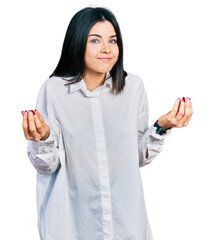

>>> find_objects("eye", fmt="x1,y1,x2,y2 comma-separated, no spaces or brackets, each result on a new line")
91,39,99,43
110,39,117,44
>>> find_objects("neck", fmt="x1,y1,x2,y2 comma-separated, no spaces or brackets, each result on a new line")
83,71,107,91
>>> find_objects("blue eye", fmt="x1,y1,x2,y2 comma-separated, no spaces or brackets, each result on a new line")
110,39,117,44
90,39,117,44
91,39,99,43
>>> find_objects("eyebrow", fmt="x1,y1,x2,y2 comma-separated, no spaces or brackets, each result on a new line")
88,34,117,38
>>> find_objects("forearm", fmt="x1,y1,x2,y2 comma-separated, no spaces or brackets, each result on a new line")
27,130,60,174
138,124,172,167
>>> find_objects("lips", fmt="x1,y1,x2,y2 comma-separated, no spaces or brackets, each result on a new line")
98,58,112,60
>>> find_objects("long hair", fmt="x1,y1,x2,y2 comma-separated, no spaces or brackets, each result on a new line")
49,7,127,94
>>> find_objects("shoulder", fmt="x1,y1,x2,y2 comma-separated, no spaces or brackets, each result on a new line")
40,76,67,89
125,72,147,93
38,76,70,96
36,76,70,103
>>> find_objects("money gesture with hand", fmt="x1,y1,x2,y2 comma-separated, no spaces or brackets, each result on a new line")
157,97,193,131
21,110,50,142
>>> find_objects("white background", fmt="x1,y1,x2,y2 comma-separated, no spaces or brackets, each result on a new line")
0,0,213,239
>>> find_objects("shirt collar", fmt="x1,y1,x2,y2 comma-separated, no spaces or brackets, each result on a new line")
69,72,112,93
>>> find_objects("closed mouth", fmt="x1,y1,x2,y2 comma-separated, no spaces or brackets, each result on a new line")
98,58,112,60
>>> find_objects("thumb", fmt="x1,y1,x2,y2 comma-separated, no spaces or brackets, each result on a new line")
169,98,181,118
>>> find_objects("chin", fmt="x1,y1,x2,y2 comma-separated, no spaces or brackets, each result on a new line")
97,67,113,74
86,65,114,75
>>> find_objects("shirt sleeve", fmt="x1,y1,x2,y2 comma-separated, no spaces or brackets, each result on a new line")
137,79,172,168
27,80,61,174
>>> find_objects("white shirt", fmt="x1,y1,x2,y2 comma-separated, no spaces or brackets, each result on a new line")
27,72,171,240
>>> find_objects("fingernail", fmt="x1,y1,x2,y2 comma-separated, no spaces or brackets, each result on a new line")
28,111,33,116
182,97,185,102
21,111,24,114
177,98,180,102
187,97,191,101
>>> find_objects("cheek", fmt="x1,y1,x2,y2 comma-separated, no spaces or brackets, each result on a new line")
114,46,119,57
114,48,119,62
85,49,99,65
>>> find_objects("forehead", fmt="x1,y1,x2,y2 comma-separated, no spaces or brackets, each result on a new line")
89,21,116,35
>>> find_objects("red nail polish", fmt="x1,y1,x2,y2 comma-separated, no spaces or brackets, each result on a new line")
182,97,185,102
29,110,35,115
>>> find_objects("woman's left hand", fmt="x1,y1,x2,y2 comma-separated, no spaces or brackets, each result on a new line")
157,97,193,131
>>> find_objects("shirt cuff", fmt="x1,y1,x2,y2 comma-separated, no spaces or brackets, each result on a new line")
149,125,172,140
29,130,57,154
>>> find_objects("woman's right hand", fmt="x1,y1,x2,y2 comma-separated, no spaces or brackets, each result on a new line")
21,110,50,142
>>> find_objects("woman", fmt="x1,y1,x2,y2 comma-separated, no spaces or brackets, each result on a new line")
21,6,193,240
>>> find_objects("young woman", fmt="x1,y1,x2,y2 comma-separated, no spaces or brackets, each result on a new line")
21,6,193,240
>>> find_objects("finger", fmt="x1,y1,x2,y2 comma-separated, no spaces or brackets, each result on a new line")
189,99,193,115
180,98,191,124
35,109,45,124
35,109,50,139
175,97,185,121
169,98,181,119
22,111,33,140
183,114,192,127
34,112,44,134
28,111,41,140
183,98,193,126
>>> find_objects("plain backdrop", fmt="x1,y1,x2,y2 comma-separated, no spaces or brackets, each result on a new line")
0,0,213,239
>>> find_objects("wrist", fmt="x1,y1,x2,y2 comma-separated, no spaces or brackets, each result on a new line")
40,130,50,141
153,120,166,136
157,118,171,131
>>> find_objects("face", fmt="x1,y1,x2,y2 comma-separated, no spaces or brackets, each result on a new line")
84,21,119,76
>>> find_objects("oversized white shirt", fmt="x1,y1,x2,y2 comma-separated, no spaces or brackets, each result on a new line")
27,72,171,240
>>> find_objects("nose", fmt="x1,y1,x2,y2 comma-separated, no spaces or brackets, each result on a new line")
100,41,111,53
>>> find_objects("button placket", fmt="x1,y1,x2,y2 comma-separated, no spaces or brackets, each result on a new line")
90,97,114,239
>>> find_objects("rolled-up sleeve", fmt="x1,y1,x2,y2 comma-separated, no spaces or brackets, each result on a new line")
27,80,61,174
137,79,172,168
